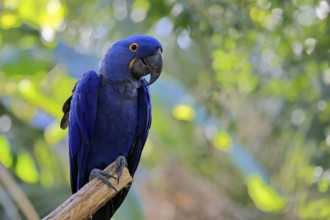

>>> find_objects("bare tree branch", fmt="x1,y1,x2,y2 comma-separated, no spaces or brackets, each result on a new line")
42,162,133,220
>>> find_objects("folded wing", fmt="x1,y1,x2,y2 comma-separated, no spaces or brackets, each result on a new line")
61,70,100,193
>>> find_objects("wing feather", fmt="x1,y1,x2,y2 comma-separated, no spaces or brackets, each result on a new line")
128,78,152,175
60,70,100,193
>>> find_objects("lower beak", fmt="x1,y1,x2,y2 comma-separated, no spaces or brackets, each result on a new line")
130,48,163,86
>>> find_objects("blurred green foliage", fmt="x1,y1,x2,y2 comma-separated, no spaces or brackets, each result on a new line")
1,0,330,219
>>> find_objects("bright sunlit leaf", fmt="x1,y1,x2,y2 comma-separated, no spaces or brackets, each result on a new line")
213,131,232,151
15,151,39,183
44,122,67,144
132,0,150,10
0,135,13,167
172,104,196,121
318,180,329,193
0,13,20,29
249,7,267,23
212,48,258,93
17,0,65,30
300,198,330,219
247,173,286,213
212,49,238,72
2,0,66,41
18,79,63,120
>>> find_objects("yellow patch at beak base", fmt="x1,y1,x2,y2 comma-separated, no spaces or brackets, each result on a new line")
129,58,136,69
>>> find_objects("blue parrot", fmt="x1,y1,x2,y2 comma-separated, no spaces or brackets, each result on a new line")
60,35,163,219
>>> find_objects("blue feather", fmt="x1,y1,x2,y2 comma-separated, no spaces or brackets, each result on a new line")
128,79,152,175
68,70,100,191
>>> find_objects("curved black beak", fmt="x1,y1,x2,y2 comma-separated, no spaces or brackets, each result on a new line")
130,48,163,86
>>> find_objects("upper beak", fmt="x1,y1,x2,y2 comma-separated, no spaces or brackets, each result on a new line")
130,48,163,86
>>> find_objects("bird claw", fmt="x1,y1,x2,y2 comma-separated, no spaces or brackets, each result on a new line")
116,155,128,184
89,168,118,193
88,156,128,192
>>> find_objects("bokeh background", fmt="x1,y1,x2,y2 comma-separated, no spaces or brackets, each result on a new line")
1,0,330,219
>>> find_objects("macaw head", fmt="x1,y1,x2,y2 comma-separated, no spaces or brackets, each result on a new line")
100,35,163,86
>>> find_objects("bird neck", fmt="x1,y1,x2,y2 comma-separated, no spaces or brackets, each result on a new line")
99,51,134,82
99,74,139,98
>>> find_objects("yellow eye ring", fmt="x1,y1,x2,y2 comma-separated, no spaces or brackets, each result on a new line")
129,43,138,52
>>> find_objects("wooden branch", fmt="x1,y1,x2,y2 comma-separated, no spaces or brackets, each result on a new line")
42,162,133,220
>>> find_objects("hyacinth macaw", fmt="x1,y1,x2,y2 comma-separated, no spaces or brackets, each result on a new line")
60,35,163,219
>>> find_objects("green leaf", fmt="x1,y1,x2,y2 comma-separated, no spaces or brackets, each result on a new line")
247,173,286,213
15,151,39,184
0,135,13,167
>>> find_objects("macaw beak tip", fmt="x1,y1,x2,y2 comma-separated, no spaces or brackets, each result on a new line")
131,48,163,86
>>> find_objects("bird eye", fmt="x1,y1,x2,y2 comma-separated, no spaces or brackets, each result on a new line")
129,43,138,52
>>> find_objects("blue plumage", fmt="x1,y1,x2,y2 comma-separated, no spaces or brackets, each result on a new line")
61,35,162,219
